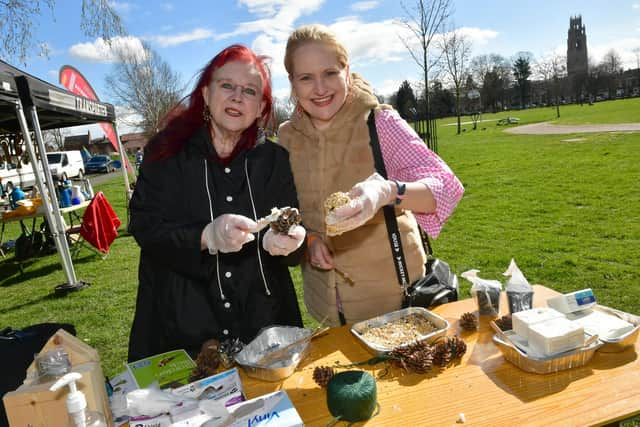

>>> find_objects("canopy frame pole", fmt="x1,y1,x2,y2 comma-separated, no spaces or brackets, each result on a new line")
14,76,88,292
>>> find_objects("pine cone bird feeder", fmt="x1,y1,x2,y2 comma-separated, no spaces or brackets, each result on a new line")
313,365,336,387
270,207,302,234
460,312,478,331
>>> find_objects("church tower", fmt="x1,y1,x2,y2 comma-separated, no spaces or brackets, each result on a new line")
567,16,588,99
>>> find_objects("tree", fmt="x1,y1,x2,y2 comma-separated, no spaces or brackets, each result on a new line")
395,80,418,120
0,0,125,65
438,27,471,134
601,49,622,75
105,43,183,136
470,53,511,112
536,53,567,118
397,0,452,128
512,52,533,108
43,129,64,151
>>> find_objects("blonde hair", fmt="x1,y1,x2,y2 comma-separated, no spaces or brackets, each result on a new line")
284,24,349,76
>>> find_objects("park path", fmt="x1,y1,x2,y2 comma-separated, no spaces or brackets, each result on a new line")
504,122,640,134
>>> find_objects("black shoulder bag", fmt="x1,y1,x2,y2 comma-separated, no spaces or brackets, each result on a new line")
367,110,458,308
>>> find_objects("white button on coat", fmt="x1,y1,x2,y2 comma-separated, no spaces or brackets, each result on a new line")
226,196,233,202
224,167,231,173
223,329,229,335
225,271,232,278
224,302,231,308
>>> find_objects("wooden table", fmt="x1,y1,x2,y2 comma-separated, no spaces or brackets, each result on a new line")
239,285,640,426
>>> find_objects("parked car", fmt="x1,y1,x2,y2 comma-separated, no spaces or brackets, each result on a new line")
46,150,84,181
85,155,118,174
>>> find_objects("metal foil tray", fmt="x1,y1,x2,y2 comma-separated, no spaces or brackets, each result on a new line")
493,330,603,374
234,326,312,382
592,304,640,353
351,307,449,355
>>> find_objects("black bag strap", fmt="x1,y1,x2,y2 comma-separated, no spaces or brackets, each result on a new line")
367,110,433,289
367,110,410,288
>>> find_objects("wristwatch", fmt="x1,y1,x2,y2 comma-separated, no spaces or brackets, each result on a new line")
392,180,406,205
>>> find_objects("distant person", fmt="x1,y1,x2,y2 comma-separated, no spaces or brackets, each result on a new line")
127,45,305,361
278,25,464,325
134,148,143,170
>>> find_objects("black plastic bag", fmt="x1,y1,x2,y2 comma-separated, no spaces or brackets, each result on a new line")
402,258,459,309
14,222,43,261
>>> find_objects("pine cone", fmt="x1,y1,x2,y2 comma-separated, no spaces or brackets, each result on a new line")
446,336,467,359
390,342,434,374
495,314,513,331
190,339,221,381
459,312,478,331
270,207,302,234
432,341,453,367
313,365,335,387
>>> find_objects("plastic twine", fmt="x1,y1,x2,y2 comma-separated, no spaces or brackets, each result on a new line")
326,370,379,425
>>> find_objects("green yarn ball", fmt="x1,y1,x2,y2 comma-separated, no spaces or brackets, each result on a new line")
326,370,377,422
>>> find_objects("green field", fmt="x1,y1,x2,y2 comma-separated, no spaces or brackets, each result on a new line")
1,98,639,383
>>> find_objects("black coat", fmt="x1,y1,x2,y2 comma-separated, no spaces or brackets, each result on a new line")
127,127,304,361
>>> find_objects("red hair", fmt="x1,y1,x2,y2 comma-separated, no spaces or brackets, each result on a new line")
147,44,273,161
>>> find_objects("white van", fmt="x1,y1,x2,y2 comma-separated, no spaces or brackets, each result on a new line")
46,150,84,181
0,161,36,195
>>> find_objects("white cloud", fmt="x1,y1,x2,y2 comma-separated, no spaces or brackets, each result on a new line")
455,27,500,46
632,3,640,9
218,0,324,39
375,79,405,97
252,33,288,77
109,1,134,14
351,1,379,12
48,69,58,79
161,2,174,12
150,28,213,47
589,37,640,69
69,36,146,63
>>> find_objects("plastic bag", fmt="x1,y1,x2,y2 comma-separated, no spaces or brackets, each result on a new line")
461,270,502,316
503,259,534,314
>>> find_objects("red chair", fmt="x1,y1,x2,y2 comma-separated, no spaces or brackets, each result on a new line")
68,192,120,258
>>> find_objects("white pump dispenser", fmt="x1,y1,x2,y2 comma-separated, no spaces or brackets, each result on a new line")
50,372,107,427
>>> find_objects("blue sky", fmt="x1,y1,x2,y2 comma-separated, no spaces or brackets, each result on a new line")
8,0,640,133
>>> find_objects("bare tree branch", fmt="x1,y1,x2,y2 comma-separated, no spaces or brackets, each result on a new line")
0,0,125,65
105,43,184,136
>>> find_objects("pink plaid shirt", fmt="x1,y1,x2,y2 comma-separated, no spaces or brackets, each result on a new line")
376,109,464,238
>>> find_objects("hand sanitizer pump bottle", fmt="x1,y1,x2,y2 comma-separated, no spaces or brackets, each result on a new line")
50,372,107,427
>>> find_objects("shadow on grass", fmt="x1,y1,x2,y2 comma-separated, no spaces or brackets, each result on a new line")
0,259,63,287
0,289,67,316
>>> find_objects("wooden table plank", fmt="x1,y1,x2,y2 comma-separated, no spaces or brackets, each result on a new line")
238,285,640,426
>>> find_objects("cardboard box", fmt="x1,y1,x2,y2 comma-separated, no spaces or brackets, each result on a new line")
2,329,112,426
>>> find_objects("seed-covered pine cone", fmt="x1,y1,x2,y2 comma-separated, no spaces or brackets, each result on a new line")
313,365,335,387
495,314,513,331
190,338,221,382
270,207,302,234
460,312,478,331
390,342,434,374
445,336,467,359
432,341,453,367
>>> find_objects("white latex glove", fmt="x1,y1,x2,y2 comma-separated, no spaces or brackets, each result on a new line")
262,225,306,256
326,173,395,236
202,214,257,254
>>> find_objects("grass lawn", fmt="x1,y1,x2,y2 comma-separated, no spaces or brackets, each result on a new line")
1,98,639,388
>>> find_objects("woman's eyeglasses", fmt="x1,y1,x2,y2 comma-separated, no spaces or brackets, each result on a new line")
216,80,261,100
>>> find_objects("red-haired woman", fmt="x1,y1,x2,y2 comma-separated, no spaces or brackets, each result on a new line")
127,45,305,361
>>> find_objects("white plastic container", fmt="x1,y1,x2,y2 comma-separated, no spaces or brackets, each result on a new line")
512,307,564,340
528,317,584,357
547,288,596,314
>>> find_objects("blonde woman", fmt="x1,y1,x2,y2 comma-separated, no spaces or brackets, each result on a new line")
278,25,464,326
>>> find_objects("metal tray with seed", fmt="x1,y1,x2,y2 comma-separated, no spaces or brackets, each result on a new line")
591,304,640,353
350,307,449,355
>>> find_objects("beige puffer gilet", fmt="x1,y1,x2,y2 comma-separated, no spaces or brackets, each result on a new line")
278,76,426,325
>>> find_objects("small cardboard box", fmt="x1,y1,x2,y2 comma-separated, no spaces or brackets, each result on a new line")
2,329,112,426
